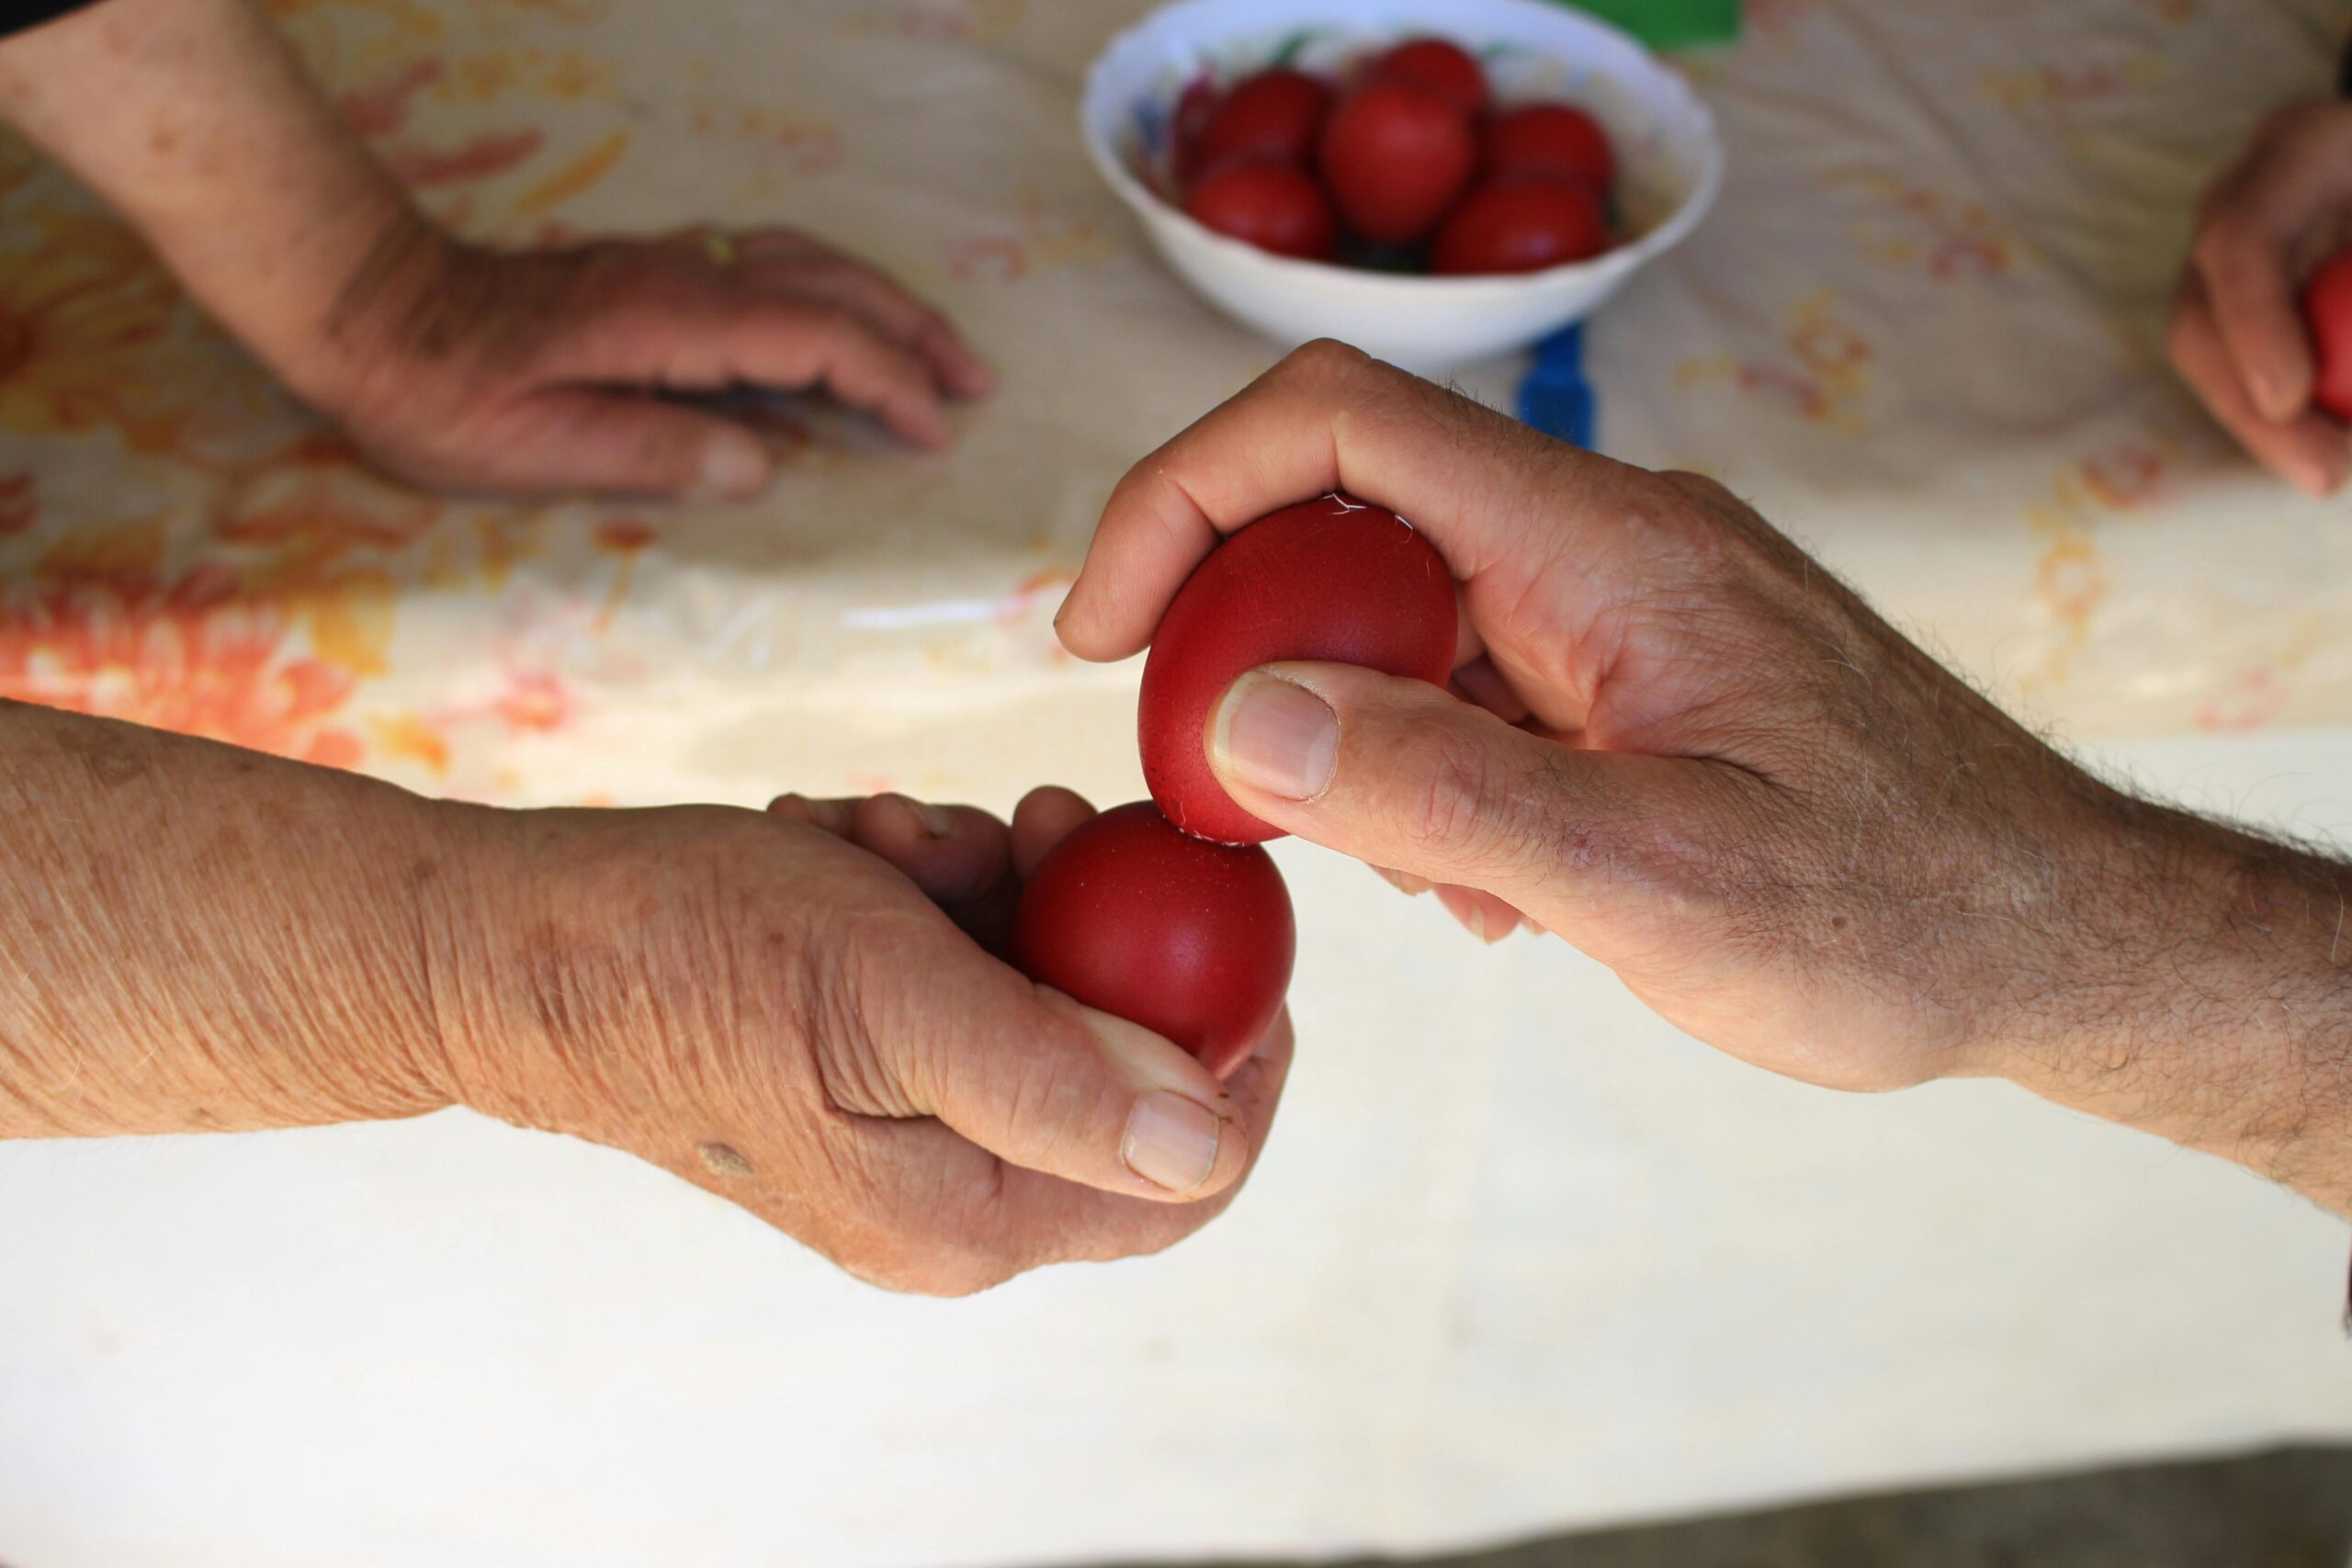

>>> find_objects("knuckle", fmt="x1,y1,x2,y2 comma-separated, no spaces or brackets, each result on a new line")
1278,337,1378,389
996,1045,1117,1167
1397,719,1513,868
1624,473,1749,575
797,299,862,340
1655,468,1734,510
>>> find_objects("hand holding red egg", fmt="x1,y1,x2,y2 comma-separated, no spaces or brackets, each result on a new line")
1138,493,1459,846
1010,492,1459,1081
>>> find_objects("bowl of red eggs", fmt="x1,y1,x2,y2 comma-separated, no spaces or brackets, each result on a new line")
1080,0,1722,374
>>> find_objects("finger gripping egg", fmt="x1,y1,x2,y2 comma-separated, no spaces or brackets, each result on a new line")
1011,802,1295,1080
1138,493,1458,846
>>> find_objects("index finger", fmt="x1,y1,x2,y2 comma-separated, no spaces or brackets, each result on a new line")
1055,341,1637,661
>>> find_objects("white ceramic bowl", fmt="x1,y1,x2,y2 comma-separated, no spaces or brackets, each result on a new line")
1080,0,1724,375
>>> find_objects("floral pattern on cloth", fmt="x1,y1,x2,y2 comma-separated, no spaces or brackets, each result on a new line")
0,0,2344,818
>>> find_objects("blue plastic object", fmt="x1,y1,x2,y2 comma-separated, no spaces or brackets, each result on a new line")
1517,321,1596,449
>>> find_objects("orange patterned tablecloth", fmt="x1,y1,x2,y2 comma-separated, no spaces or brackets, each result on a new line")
0,0,2346,812
3,4,2350,1566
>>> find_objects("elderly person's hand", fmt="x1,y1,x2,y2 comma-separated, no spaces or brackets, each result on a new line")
315,219,990,497
0,0,989,501
2169,96,2352,495
0,701,1286,1295
1059,344,2352,1217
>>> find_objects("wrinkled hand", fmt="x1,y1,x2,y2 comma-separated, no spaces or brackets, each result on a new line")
424,788,1289,1294
311,219,992,499
1057,344,2182,1097
2169,97,2352,495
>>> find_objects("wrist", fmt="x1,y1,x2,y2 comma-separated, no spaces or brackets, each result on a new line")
0,0,435,419
1995,796,2352,1213
412,802,804,1141
283,203,469,423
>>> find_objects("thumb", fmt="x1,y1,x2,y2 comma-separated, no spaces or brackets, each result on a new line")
885,976,1258,1203
1204,661,1659,927
498,389,775,501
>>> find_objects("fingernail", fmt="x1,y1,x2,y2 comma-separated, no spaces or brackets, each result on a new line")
695,431,771,501
1122,1090,1223,1193
884,792,956,840
1464,903,1487,942
1213,672,1339,801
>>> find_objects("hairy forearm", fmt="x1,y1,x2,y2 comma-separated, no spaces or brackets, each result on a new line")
0,0,418,408
2004,799,2352,1218
0,701,457,1138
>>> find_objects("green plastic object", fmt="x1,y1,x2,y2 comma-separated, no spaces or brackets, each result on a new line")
1551,0,1741,50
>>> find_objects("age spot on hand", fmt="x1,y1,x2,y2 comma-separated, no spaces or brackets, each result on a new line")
698,1141,754,1178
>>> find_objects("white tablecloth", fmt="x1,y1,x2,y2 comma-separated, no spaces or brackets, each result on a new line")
3,2,2350,1564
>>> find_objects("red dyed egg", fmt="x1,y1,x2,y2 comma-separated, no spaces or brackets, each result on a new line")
2304,251,2352,422
1185,159,1339,260
1317,79,1477,245
1367,38,1490,118
1485,103,1616,194
1432,175,1608,276
1138,493,1458,846
1011,802,1295,1080
1191,67,1334,174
